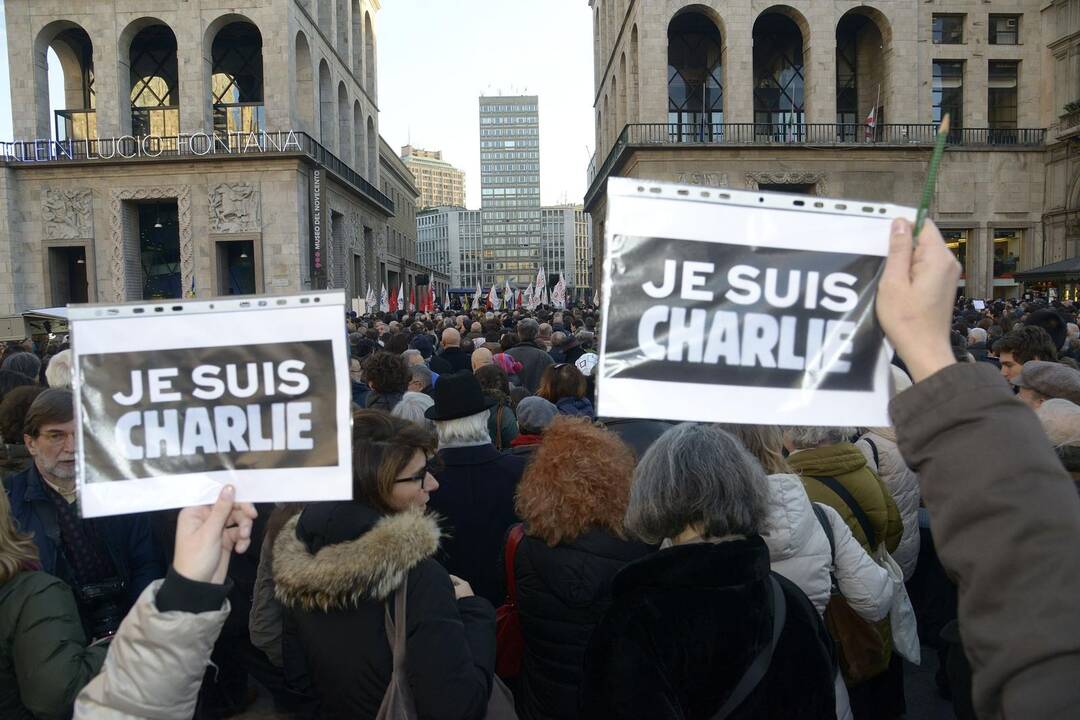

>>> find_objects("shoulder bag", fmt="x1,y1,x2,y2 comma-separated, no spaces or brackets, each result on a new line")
495,523,526,679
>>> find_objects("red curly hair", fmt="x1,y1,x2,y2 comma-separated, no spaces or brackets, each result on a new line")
515,416,635,546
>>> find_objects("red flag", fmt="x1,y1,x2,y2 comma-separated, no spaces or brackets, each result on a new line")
409,287,416,312
389,285,399,312
517,289,524,307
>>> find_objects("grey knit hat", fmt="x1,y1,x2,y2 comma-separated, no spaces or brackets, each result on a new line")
516,396,557,433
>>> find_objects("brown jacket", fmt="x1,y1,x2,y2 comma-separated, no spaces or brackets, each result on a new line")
891,362,1080,720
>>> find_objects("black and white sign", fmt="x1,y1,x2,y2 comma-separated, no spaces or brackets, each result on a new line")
597,178,913,426
71,292,351,517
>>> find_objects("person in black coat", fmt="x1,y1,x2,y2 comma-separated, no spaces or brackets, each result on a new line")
424,372,527,606
580,423,836,719
512,417,653,720
273,411,495,720
433,327,470,376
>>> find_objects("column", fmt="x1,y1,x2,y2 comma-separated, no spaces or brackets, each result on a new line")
804,19,837,125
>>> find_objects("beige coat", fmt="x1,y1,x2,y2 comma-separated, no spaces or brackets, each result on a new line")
73,580,229,719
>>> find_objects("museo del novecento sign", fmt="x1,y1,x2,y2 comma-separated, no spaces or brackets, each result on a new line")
0,131,307,163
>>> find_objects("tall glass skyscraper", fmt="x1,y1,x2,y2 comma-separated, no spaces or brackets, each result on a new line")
479,95,541,289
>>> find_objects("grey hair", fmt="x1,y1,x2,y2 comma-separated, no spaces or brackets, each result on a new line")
435,409,491,448
967,327,987,345
402,349,424,366
785,426,857,450
1036,398,1080,447
550,331,567,348
409,364,433,389
517,318,539,341
626,423,769,544
392,392,435,432
44,349,73,389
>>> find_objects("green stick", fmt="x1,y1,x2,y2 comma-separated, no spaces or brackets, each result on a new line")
913,114,950,240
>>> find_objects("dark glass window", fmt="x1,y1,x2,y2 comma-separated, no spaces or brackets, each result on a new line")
753,13,805,131
129,25,179,138
836,27,857,126
667,11,723,140
932,61,964,126
932,15,964,44
988,61,1019,131
212,23,265,136
138,202,181,300
989,15,1020,45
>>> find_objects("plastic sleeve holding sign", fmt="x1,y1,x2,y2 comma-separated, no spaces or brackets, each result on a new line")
596,178,915,428
71,292,353,518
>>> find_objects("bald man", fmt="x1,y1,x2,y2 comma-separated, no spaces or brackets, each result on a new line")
431,327,468,375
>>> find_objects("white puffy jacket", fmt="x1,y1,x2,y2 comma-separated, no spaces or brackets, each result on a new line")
856,432,922,580
763,474,897,720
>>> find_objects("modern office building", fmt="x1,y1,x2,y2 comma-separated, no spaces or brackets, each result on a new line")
400,145,466,209
586,0,1079,300
479,94,541,288
541,204,593,300
416,206,483,290
0,0,441,315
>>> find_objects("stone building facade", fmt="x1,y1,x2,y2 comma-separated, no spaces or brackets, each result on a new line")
400,145,467,209
586,0,1071,300
0,0,440,315
1044,0,1080,269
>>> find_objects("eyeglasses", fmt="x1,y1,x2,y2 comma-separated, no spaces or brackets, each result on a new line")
394,457,442,487
37,430,75,445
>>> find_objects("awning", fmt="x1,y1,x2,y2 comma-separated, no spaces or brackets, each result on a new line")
1012,257,1080,282
22,307,70,336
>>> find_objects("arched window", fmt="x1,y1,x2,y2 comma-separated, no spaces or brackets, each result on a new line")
364,13,376,92
753,11,805,138
211,22,264,135
338,82,352,162
629,25,639,122
618,53,628,128
351,0,362,77
295,32,315,135
319,61,335,149
366,115,377,181
38,24,95,141
668,10,723,141
129,24,179,138
836,10,888,142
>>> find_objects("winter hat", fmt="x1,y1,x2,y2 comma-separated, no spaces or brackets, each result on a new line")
516,396,557,434
1026,309,1068,350
409,334,435,359
492,353,523,376
425,371,497,421
1011,360,1080,404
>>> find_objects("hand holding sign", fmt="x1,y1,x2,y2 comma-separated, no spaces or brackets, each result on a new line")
876,218,961,383
173,485,258,584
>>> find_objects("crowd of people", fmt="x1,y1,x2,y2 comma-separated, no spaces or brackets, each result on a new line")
1,218,1079,720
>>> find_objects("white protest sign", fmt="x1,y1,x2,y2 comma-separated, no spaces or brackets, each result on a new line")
597,178,914,427
71,291,352,517
973,300,986,310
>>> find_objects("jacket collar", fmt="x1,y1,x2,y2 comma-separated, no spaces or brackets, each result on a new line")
613,535,770,598
438,443,502,465
273,506,441,609
21,464,49,503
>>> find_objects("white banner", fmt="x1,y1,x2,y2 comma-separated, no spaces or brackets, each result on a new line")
71,291,352,517
597,178,914,427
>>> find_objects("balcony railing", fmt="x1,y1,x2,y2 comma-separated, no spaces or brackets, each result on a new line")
213,103,266,136
586,122,1048,202
0,130,394,215
55,109,97,142
132,107,180,139
1059,110,1080,140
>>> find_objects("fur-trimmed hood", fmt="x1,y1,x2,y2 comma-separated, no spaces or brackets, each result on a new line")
272,505,441,610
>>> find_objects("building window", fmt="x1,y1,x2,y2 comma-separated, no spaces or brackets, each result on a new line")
988,61,1018,132
932,61,963,127
753,13,805,136
138,201,181,299
989,15,1020,45
944,230,968,279
932,15,963,44
993,229,1021,286
212,22,265,137
129,25,180,138
667,10,723,141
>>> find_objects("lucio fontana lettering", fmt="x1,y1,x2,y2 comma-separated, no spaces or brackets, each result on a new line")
0,131,305,162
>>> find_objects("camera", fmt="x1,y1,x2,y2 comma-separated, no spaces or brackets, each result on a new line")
74,578,127,641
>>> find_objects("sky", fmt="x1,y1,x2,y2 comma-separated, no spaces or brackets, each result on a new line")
0,0,597,208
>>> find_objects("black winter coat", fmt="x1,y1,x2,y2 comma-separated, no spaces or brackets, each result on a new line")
436,347,470,374
515,529,654,720
580,536,836,720
273,501,496,720
428,445,527,606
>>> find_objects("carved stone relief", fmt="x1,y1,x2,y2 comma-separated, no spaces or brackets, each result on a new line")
43,188,93,239
745,172,828,196
109,186,193,303
675,172,729,188
209,182,261,233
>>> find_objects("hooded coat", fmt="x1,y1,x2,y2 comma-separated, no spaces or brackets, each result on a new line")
579,537,836,719
273,502,496,720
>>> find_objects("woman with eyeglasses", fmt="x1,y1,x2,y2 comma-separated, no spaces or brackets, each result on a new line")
537,363,594,418
273,410,497,719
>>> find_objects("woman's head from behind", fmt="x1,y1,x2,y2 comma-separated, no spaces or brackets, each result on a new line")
352,410,438,513
537,363,586,403
626,423,768,544
714,424,791,475
0,486,38,583
516,416,635,546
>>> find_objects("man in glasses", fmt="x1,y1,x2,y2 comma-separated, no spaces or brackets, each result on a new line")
5,389,162,640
